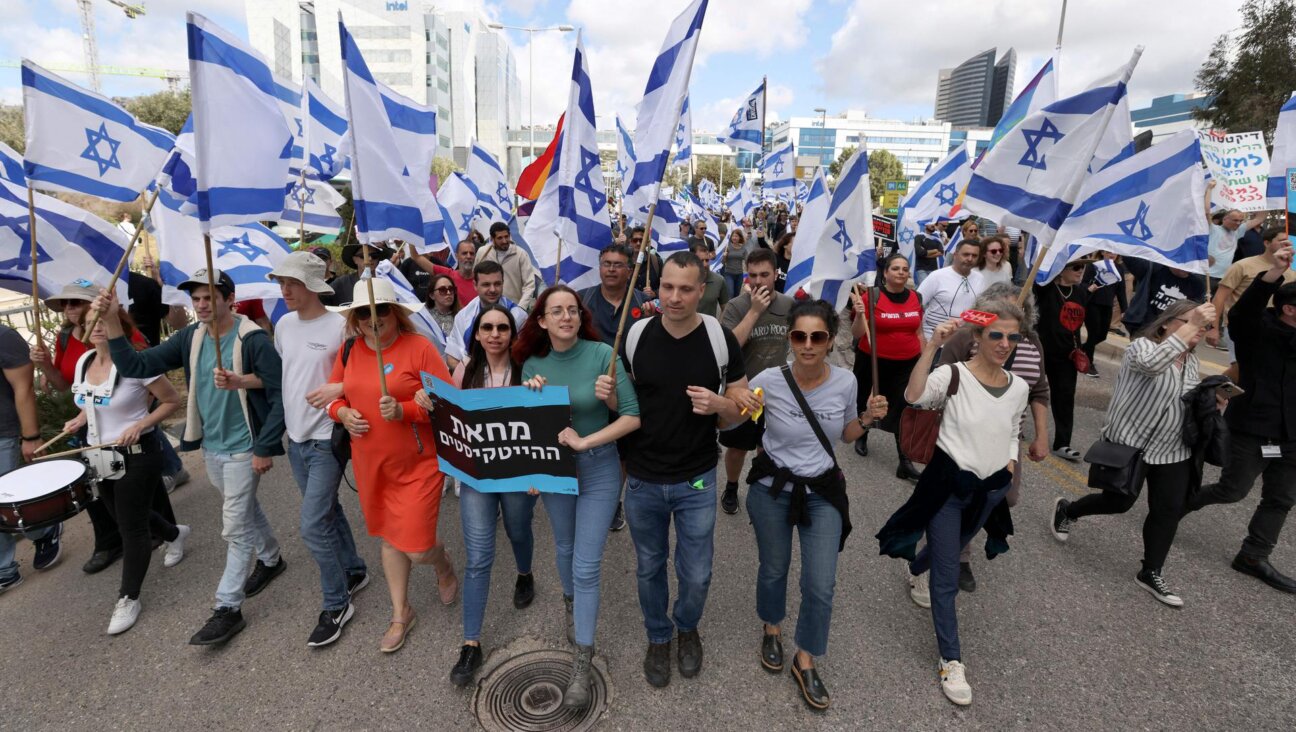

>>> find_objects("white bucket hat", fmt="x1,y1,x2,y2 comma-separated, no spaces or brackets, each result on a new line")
268,250,334,294
326,277,422,314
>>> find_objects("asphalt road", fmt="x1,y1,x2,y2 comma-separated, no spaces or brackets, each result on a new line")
2,338,1292,731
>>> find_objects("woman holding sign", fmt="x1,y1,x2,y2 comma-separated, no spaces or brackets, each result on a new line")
515,285,641,710
325,279,457,654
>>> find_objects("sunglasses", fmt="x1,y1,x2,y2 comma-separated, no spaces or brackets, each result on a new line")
987,331,1023,342
986,248,1003,254
478,322,512,333
433,286,455,295
789,330,830,345
1067,263,1086,271
356,304,392,321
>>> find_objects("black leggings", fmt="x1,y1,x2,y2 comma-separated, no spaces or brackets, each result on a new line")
98,448,179,599
1083,304,1114,361
1043,355,1078,449
89,469,177,552
1064,459,1192,572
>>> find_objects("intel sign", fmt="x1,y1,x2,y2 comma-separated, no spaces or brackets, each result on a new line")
385,1,408,10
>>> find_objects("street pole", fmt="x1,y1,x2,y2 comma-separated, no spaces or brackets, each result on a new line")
528,28,534,168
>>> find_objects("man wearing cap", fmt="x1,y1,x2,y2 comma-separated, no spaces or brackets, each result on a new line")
324,242,394,308
92,267,287,647
444,260,529,371
475,222,538,311
269,252,369,647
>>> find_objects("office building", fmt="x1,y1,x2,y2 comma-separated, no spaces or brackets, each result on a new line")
766,111,952,183
1131,93,1210,143
934,47,1016,128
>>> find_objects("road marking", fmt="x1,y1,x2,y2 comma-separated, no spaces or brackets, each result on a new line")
1031,456,1089,497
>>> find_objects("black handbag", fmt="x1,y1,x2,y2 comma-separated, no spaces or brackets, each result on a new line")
329,338,358,468
1083,438,1147,497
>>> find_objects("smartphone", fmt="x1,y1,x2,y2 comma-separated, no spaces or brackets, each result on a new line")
1216,383,1246,400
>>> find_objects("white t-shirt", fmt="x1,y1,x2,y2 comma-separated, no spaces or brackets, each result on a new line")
916,267,984,338
445,296,529,363
916,362,1029,479
72,355,160,445
274,310,346,442
1208,224,1239,279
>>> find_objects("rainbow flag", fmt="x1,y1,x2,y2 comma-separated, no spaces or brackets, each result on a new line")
516,113,565,200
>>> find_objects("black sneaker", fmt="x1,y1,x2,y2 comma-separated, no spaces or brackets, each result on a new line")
677,629,703,678
958,562,977,592
347,572,370,598
189,607,247,645
721,483,739,515
1085,364,1100,379
81,546,121,574
1136,568,1184,608
1050,497,1075,542
609,502,627,532
307,603,355,648
450,643,483,687
32,523,64,571
0,573,21,593
513,573,535,609
643,640,671,688
243,558,287,598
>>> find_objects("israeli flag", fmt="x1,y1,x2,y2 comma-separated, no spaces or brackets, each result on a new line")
22,60,174,203
795,179,809,205
783,168,830,295
622,0,709,219
436,172,483,250
302,77,348,180
963,48,1142,248
697,178,720,210
615,114,636,198
896,142,972,264
525,34,613,288
672,94,693,166
373,260,446,353
282,178,345,234
273,76,305,173
340,16,439,249
804,149,875,310
725,177,756,221
717,80,765,153
679,187,719,245
0,179,130,301
0,142,26,185
1092,257,1123,287
1034,130,1208,284
761,140,796,197
1265,92,1296,209
154,115,197,213
466,141,514,238
651,197,690,253
187,13,294,231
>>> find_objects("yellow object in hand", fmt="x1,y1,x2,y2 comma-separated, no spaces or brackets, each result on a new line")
749,387,764,422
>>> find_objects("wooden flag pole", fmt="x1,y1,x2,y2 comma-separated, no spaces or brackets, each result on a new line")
201,233,224,369
554,235,563,284
607,202,657,377
867,283,881,427
1016,239,1049,307
359,244,389,397
26,184,42,345
82,187,162,342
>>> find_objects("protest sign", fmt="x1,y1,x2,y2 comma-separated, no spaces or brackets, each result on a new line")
1199,130,1270,212
421,373,578,495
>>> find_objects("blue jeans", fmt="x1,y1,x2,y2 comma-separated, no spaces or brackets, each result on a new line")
460,484,536,642
747,484,841,657
623,468,717,644
542,443,622,646
204,449,281,610
287,439,366,611
725,273,744,298
910,482,1011,661
0,437,57,583
914,269,932,287
160,432,183,476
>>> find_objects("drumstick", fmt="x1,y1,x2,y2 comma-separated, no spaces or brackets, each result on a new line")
32,443,118,461
32,427,75,456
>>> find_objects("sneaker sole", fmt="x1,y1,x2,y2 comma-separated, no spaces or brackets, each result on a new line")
189,618,247,646
348,573,371,597
308,604,355,648
0,576,23,594
790,664,830,711
1135,577,1184,608
1050,497,1071,543
107,612,140,636
942,686,973,706
909,589,931,609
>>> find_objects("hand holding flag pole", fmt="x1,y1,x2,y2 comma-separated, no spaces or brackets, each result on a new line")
81,186,162,342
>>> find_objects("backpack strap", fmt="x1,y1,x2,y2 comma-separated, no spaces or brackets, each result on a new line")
700,314,729,395
624,318,651,381
341,337,357,367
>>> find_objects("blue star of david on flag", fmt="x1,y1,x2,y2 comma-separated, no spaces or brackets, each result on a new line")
294,117,304,138
291,181,317,207
936,182,958,207
1019,118,1064,170
216,232,269,261
318,143,337,171
0,212,54,270
831,218,852,250
81,122,123,177
773,158,785,176
574,148,607,212
1117,200,1154,242
460,210,475,232
496,182,510,207
898,228,914,246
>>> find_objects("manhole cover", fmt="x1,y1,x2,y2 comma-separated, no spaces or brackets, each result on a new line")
473,649,609,732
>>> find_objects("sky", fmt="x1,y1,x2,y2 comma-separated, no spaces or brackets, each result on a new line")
0,0,1246,132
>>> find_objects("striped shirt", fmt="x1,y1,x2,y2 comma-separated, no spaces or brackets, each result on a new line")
1102,335,1200,465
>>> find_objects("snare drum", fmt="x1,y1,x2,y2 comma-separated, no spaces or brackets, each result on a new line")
0,459,95,533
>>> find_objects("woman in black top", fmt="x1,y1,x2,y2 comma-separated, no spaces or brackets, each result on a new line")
1081,252,1129,378
1033,260,1091,461
772,233,795,293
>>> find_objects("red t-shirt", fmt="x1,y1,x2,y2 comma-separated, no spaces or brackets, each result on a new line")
54,329,148,386
234,299,268,321
856,288,923,360
433,264,477,308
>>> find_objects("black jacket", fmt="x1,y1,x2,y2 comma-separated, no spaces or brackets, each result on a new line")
1182,375,1231,468
1226,275,1296,443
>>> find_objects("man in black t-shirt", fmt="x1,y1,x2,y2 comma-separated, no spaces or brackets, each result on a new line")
913,223,944,285
622,251,757,689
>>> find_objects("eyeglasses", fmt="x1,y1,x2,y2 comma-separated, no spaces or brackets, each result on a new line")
545,307,581,320
433,286,455,294
789,330,830,345
987,331,1023,342
600,261,628,270
478,322,512,333
986,248,1003,254
356,304,392,321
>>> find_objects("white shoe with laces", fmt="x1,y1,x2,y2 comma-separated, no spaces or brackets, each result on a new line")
907,565,931,609
107,596,141,635
164,525,191,568
939,658,972,706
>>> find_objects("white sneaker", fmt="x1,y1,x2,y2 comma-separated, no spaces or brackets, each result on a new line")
939,658,972,706
906,565,931,609
107,596,141,635
164,525,191,568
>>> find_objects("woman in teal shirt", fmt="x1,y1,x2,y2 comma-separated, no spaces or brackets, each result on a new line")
516,284,641,710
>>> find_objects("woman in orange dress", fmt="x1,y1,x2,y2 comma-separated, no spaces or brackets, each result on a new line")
326,278,458,653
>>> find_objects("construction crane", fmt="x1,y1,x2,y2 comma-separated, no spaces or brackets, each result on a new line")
0,61,186,93
77,0,147,92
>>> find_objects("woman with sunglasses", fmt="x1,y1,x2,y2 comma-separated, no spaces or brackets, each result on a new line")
849,254,925,480
1034,259,1092,462
326,279,458,653
414,303,538,687
879,301,1029,706
426,273,460,342
1050,299,1216,608
515,285,641,710
746,300,886,710
976,236,1013,288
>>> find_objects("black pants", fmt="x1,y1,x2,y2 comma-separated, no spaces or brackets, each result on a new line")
97,448,179,599
1187,432,1296,560
1065,459,1192,572
1082,304,1113,362
88,464,177,552
1043,355,1078,450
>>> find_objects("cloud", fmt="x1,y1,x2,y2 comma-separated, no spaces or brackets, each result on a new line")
694,82,795,132
817,0,1245,119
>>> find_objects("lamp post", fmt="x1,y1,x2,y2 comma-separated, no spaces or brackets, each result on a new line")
487,22,576,170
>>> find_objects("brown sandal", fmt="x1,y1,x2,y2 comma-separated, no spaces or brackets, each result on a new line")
380,611,417,653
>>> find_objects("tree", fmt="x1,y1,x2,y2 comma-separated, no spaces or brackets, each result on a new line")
693,156,742,194
1194,0,1296,141
431,156,461,182
0,106,24,153
866,149,905,205
828,145,856,179
119,89,191,136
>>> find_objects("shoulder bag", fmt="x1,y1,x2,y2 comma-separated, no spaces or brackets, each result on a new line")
329,338,357,467
899,364,960,465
